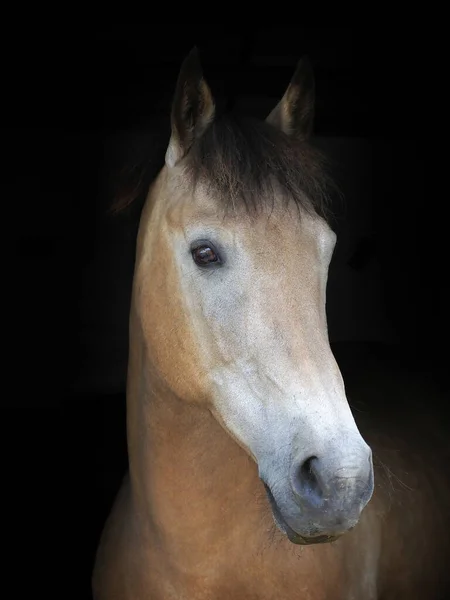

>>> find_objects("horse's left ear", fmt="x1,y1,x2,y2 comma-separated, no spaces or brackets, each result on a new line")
266,57,315,140
165,47,216,168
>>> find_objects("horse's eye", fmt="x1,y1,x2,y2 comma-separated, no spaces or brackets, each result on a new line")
191,243,221,266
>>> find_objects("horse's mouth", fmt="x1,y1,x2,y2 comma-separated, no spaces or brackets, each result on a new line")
263,483,339,545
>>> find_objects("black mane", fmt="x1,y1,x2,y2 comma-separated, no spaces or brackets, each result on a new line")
111,113,336,221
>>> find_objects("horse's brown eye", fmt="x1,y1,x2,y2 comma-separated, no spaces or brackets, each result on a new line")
191,244,220,266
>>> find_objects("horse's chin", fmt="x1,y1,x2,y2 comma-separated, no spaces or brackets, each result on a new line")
264,483,341,546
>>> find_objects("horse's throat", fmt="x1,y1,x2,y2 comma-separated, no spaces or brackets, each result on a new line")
126,372,264,561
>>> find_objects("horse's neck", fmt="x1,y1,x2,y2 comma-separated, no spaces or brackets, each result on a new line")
125,336,262,568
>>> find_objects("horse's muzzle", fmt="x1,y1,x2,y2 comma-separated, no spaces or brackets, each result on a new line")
263,448,374,544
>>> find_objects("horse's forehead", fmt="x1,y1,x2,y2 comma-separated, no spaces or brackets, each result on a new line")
164,186,222,229
161,180,330,243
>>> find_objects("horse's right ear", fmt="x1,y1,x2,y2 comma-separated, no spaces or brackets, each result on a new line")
165,47,216,168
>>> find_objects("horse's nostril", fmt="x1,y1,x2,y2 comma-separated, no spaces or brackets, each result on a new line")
292,456,324,508
300,456,317,485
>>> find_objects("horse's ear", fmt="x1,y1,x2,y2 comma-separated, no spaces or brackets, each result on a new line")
266,57,315,140
165,47,215,168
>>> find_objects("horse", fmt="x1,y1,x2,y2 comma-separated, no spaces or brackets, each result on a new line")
92,48,450,599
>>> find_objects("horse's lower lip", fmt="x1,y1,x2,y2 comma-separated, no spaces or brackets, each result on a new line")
263,483,340,545
287,531,339,545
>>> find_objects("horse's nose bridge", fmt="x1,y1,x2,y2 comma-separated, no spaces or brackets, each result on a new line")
288,388,370,469
282,325,345,388
289,368,353,429
258,277,324,344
